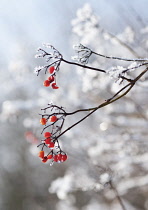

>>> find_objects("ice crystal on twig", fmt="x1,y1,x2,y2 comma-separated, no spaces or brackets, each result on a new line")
72,43,92,64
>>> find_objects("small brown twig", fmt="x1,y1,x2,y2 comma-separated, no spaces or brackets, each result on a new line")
109,180,127,210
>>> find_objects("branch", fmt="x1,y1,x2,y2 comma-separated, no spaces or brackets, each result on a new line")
61,58,106,73
92,51,148,62
109,180,127,210
56,67,148,139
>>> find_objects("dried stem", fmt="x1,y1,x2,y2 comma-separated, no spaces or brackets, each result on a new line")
61,58,106,73
109,180,126,210
56,67,148,139
92,51,148,62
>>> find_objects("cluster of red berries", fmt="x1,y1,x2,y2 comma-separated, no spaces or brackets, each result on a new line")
38,131,68,164
40,115,58,125
38,115,68,164
43,66,59,89
38,149,68,163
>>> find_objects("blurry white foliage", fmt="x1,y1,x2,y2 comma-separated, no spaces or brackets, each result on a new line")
48,172,74,200
117,26,135,44
127,61,137,71
100,122,108,131
100,173,110,185
140,26,148,34
118,174,148,194
29,145,39,156
23,118,34,128
82,199,108,210
0,100,45,121
107,65,125,80
71,3,99,39
56,200,78,210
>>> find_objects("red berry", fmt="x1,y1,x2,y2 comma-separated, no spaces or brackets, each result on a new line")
42,156,48,163
48,142,55,149
61,154,68,162
48,66,55,74
43,80,50,87
48,76,55,83
49,115,58,122
45,138,51,144
47,154,53,159
40,118,47,125
57,154,62,161
51,83,59,89
53,155,58,162
38,151,44,158
44,132,51,138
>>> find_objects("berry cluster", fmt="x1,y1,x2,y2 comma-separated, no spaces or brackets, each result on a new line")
38,149,67,163
43,66,59,89
35,45,67,165
37,104,68,165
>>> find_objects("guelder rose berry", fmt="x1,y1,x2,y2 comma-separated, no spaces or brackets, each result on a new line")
57,154,62,161
48,142,55,149
43,80,50,87
48,76,55,83
40,118,47,125
48,66,55,74
44,132,51,138
45,138,51,144
42,156,48,163
51,83,59,89
49,115,58,122
61,154,68,162
53,155,59,162
47,154,53,159
38,151,44,158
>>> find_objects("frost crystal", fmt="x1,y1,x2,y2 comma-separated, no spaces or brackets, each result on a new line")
34,66,44,74
35,53,44,58
71,55,79,61
72,43,92,64
107,66,125,79
42,43,52,48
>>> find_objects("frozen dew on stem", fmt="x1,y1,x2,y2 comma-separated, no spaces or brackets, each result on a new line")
42,43,52,48
72,43,92,64
34,66,44,74
107,66,125,80
34,53,44,59
71,55,80,62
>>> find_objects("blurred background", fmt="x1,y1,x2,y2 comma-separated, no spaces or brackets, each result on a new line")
0,0,148,209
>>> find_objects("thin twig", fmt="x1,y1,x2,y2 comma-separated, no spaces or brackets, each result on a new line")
56,68,148,139
109,180,126,210
61,58,106,73
92,51,148,62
